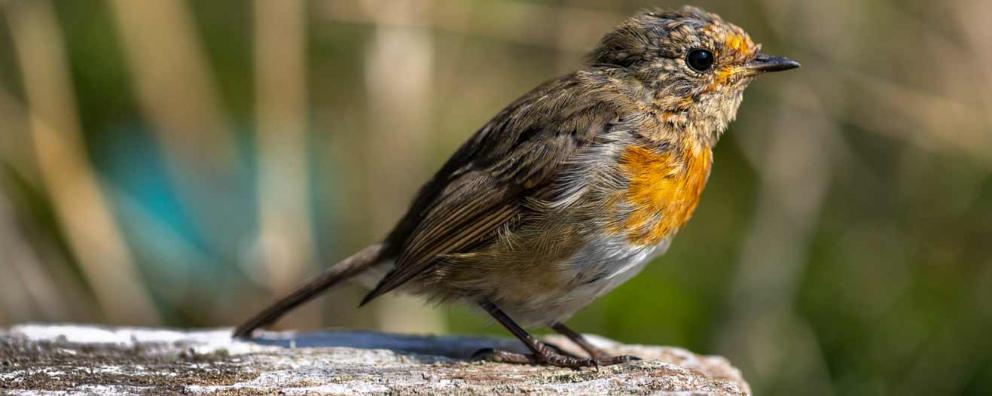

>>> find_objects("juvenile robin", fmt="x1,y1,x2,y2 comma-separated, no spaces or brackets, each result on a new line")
234,6,798,368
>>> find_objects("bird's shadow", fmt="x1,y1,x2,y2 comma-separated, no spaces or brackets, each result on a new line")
237,330,529,364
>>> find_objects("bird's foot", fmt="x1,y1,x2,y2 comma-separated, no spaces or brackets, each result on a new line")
471,347,596,369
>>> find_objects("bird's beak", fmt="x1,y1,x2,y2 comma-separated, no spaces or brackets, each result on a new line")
745,53,800,73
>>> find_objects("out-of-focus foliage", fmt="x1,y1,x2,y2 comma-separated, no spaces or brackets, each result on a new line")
1,1,989,394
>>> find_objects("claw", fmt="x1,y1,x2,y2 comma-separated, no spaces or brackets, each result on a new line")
471,348,496,361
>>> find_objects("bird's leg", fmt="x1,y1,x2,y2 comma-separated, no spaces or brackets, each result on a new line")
472,300,596,369
550,322,641,365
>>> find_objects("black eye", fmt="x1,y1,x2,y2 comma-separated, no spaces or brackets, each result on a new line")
685,49,715,72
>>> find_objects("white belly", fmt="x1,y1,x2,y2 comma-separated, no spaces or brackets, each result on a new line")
502,235,673,326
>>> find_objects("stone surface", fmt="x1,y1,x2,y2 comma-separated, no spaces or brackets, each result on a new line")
0,324,749,395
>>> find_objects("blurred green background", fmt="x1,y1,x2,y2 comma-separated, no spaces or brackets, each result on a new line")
1,0,990,394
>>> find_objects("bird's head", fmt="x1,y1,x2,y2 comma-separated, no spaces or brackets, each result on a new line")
590,6,799,144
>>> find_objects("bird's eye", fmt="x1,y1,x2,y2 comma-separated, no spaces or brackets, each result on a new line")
685,49,715,72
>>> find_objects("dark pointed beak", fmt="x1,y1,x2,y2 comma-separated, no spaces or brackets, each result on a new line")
746,53,800,73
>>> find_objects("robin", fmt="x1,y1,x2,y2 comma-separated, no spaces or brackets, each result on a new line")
234,6,799,368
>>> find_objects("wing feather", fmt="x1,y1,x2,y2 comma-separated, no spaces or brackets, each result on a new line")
361,72,624,304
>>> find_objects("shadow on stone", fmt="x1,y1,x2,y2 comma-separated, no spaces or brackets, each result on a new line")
243,329,529,361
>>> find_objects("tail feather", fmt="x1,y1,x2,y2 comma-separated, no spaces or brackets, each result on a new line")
233,243,386,338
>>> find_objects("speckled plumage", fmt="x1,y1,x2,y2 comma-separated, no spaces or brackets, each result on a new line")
236,6,798,368
367,6,774,325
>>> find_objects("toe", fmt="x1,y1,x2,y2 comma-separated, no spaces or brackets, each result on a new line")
597,354,642,365
472,348,538,365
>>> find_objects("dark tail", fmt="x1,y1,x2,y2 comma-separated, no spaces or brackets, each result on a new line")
233,243,386,338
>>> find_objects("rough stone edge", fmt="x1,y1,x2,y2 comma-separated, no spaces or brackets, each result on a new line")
0,324,750,395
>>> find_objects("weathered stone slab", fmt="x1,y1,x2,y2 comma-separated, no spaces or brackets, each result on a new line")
0,324,749,395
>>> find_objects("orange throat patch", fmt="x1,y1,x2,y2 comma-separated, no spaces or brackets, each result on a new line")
615,143,712,245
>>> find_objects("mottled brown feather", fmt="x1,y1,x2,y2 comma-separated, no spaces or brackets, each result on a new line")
362,74,625,304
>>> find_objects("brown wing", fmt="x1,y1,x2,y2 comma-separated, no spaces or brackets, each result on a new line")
360,72,624,305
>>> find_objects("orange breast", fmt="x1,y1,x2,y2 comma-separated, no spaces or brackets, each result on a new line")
615,143,712,245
